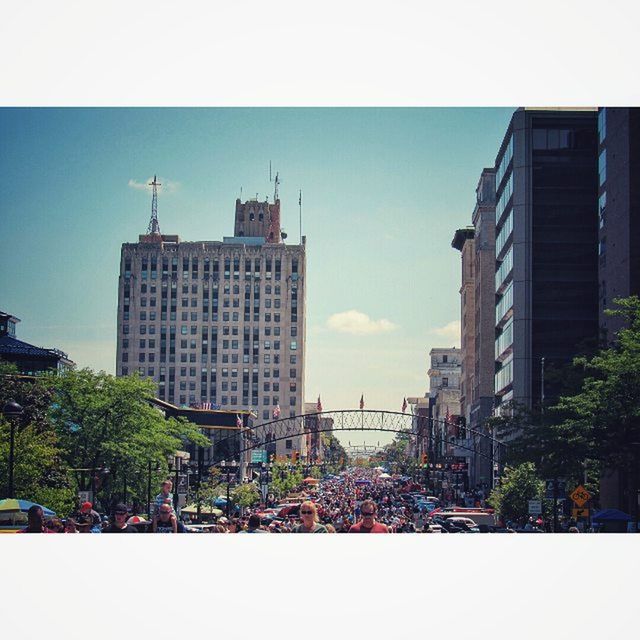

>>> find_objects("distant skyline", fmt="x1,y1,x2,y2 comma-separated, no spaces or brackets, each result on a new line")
0,107,514,445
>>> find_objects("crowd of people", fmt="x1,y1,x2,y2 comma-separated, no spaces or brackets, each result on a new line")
14,468,587,534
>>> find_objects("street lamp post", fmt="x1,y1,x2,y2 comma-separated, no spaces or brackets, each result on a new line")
173,455,182,511
2,401,24,497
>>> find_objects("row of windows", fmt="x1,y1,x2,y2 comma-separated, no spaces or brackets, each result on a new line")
599,191,607,229
496,135,514,189
495,209,513,257
598,108,606,145
124,352,299,365
495,281,513,326
532,128,576,151
127,255,296,271
598,149,607,187
495,173,513,223
132,281,296,298
123,310,293,324
495,246,513,294
495,317,514,360
495,355,513,393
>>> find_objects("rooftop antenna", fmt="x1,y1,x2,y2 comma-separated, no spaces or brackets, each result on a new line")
299,189,302,243
147,175,161,235
273,171,280,202
269,161,272,183
240,186,243,200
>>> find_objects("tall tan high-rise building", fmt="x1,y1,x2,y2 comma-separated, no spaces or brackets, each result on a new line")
116,187,307,458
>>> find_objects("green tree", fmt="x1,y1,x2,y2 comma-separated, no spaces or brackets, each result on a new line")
487,462,544,523
188,467,226,514
269,461,304,498
46,368,209,509
231,482,260,509
0,360,75,513
382,432,414,474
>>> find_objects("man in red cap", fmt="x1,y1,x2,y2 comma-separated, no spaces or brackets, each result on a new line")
78,501,101,528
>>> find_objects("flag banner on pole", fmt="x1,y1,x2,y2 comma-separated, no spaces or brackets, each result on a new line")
360,394,364,410
402,397,407,413
273,404,281,419
317,395,322,412
236,414,243,428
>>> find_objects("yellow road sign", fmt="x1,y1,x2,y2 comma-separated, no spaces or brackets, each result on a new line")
570,485,592,507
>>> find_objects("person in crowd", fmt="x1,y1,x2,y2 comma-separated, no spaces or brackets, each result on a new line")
153,503,178,533
76,501,101,526
64,518,79,533
104,504,138,533
293,501,328,533
348,499,389,533
46,517,65,533
21,505,53,533
153,480,174,516
239,514,266,533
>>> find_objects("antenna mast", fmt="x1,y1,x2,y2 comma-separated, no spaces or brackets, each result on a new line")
273,171,280,201
299,189,302,243
147,175,162,235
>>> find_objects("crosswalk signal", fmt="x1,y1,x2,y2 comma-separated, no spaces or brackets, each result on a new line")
421,453,428,466
292,451,299,464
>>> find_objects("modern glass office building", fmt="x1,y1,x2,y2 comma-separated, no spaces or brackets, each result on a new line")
493,109,599,413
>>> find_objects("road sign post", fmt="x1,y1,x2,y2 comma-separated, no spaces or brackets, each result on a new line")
528,499,542,516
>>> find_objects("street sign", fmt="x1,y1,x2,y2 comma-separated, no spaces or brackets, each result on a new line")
78,490,93,504
528,499,542,515
545,479,566,500
177,473,188,495
570,485,592,508
251,450,267,464
572,507,590,519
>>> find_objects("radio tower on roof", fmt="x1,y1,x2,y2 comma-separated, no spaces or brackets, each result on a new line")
147,175,162,235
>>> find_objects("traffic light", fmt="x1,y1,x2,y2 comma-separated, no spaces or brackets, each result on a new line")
270,454,275,463
292,451,299,464
421,453,428,466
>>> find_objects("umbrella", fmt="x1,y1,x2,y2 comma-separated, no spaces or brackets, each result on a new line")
378,473,392,479
127,515,150,525
0,499,56,517
592,509,633,522
303,477,319,484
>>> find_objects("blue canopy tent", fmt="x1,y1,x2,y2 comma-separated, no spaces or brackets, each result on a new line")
592,509,633,522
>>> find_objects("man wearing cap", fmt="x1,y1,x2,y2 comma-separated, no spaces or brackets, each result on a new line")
104,504,138,533
77,501,101,527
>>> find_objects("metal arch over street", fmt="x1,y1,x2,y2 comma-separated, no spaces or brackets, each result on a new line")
209,409,504,465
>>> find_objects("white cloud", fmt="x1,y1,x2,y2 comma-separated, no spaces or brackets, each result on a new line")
128,177,180,194
326,310,398,335
429,320,461,346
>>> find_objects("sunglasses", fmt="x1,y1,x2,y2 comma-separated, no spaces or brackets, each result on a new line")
300,510,314,515
115,511,128,516
362,512,375,517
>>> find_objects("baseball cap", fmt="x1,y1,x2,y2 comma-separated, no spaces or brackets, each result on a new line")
81,502,93,510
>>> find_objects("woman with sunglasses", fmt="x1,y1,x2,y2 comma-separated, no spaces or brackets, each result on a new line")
292,501,328,533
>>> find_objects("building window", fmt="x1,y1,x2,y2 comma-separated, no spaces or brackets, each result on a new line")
290,341,297,350
442,377,448,387
285,439,292,450
598,108,606,144
598,149,607,186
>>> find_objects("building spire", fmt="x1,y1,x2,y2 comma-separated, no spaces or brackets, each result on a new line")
147,175,162,235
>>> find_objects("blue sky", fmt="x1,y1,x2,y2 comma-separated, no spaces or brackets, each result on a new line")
0,107,514,444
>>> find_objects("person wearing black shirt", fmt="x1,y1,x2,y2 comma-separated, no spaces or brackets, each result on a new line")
104,504,138,533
